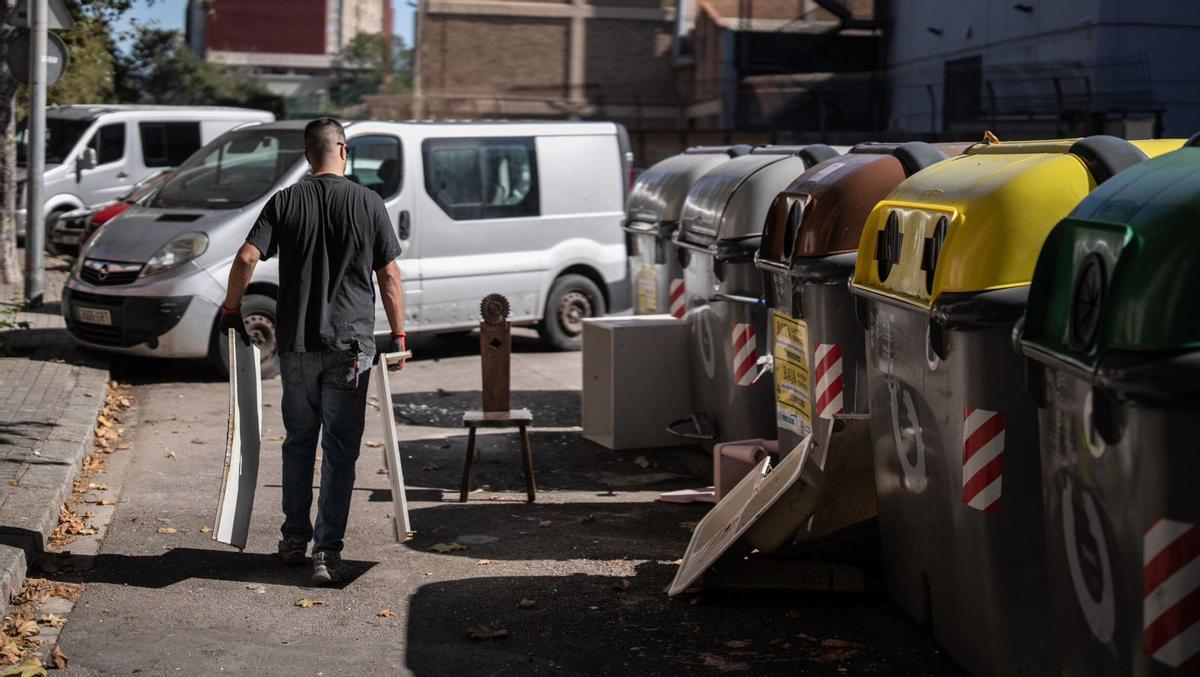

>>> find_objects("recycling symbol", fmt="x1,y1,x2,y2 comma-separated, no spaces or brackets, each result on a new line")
888,379,927,493
1061,477,1115,643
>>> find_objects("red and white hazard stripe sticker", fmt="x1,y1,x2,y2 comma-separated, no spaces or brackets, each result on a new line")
813,343,844,419
732,324,757,387
1143,518,1200,671
961,407,1004,512
669,278,686,319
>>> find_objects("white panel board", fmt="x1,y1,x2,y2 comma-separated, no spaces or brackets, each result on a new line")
374,352,413,542
213,331,262,550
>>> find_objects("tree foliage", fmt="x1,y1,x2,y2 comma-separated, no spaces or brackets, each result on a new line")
330,32,412,108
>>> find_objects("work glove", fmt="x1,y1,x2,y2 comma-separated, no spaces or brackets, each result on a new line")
219,304,251,346
382,332,407,371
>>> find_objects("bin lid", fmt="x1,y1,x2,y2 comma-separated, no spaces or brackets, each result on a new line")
850,137,1183,309
758,142,964,267
1020,143,1200,375
678,152,821,247
626,152,734,227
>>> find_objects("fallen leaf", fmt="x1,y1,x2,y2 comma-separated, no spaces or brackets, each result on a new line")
294,598,324,608
49,646,67,670
375,468,389,475
15,620,38,639
88,483,108,491
466,624,509,641
633,455,650,469
157,527,177,534
475,559,491,566
700,653,750,672
613,578,631,591
0,658,44,676
376,609,397,618
89,499,117,506
365,440,384,448
0,643,23,664
423,571,433,576
539,520,553,528
199,527,212,534
517,598,537,609
36,615,65,629
116,443,132,451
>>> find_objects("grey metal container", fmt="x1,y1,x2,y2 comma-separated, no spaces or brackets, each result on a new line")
669,145,836,445
624,147,746,317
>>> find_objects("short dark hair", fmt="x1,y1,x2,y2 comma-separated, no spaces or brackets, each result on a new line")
304,117,346,158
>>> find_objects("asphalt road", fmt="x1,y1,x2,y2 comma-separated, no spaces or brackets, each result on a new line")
49,331,965,676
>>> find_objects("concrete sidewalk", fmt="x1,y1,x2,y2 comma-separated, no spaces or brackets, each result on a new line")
0,263,109,613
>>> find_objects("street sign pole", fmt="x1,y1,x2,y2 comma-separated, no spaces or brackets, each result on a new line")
23,0,46,307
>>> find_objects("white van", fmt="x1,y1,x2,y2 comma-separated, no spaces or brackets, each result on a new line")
62,119,633,376
16,105,275,233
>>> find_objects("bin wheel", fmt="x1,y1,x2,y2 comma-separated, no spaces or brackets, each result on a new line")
539,274,606,351
211,293,281,379
894,142,949,177
1070,136,1148,185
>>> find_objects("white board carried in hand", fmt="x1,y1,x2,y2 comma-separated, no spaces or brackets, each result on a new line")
374,351,413,542
214,330,262,550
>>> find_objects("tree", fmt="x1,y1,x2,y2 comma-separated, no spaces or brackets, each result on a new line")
116,27,279,112
330,33,413,109
0,0,21,284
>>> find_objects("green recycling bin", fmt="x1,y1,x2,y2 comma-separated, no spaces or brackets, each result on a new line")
849,136,1180,677
1019,136,1200,676
625,146,749,317
754,141,957,536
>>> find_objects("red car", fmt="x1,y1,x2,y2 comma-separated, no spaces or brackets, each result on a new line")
49,170,175,256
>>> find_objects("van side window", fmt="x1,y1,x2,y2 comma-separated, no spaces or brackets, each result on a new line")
347,135,402,199
423,137,539,220
140,122,202,168
88,123,126,165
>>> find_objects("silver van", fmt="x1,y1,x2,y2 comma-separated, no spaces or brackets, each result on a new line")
63,119,633,376
17,105,275,234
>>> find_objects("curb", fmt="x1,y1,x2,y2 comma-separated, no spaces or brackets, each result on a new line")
0,360,109,616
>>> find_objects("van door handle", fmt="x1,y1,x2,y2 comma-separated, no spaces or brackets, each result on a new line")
116,172,129,179
397,210,411,240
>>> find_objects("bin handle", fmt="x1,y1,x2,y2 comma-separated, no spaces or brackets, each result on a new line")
712,293,766,306
750,354,773,384
665,414,715,441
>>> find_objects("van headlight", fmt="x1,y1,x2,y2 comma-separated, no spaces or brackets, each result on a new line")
141,232,208,278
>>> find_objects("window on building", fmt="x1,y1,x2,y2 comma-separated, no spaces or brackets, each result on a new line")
423,137,539,221
347,135,402,199
944,56,983,129
88,123,126,165
139,122,202,168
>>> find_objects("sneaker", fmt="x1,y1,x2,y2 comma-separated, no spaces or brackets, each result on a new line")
311,550,342,585
277,537,308,567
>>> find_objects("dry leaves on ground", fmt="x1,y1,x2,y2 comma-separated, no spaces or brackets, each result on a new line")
156,527,177,535
466,625,509,641
294,599,324,608
47,505,96,548
35,616,63,630
11,580,83,607
375,468,388,475
376,609,397,618
475,560,491,566
48,647,66,670
538,520,553,528
199,527,212,534
517,599,537,609
365,441,384,448
0,658,45,676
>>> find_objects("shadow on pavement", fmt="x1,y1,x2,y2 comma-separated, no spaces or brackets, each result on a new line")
43,548,377,590
402,560,967,677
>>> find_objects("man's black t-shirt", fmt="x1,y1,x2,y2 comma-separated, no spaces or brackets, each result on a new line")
245,174,402,354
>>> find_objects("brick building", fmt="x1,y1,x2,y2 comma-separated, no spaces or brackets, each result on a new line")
406,0,883,133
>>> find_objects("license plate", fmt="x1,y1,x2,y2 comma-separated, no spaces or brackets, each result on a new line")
76,306,112,326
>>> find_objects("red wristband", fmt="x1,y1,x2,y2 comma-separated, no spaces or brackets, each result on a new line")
220,304,240,315
392,331,406,338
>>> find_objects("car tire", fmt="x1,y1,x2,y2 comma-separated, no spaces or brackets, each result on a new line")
538,274,606,351
211,293,281,379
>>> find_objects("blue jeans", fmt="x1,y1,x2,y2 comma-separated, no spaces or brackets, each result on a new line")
278,349,374,555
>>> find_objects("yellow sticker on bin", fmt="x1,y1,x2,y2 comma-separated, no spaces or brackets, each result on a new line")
772,310,812,437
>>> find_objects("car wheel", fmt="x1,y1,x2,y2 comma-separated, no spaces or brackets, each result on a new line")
211,293,281,379
538,274,606,351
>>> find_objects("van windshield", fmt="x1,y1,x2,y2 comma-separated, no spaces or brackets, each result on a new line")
150,129,305,210
16,117,93,166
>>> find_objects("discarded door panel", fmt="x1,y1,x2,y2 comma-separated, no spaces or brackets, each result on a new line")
214,330,262,550
668,434,826,596
374,351,413,542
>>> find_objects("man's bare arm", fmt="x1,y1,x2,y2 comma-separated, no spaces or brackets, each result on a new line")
376,260,406,335
223,243,262,309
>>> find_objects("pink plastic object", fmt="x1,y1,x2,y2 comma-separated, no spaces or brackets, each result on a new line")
715,439,778,500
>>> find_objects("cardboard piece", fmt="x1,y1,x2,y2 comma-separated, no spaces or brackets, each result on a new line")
373,351,413,541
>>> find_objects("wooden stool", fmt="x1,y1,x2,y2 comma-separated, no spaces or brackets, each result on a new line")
460,408,536,503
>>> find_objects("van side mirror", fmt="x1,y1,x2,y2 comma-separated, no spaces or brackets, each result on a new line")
78,148,98,171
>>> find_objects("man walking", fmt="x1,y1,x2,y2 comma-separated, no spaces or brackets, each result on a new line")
219,118,408,584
